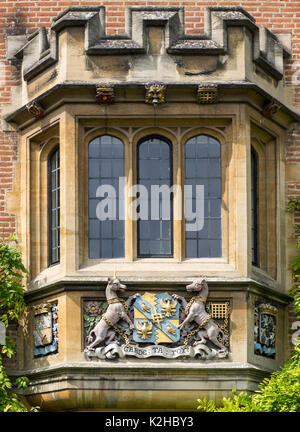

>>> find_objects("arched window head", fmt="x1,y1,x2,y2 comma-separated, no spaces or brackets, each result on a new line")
88,135,124,259
185,134,222,258
49,146,60,265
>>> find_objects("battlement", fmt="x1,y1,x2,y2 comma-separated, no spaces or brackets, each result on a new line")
12,6,290,82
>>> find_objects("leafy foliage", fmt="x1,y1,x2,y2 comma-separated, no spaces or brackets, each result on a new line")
83,302,107,337
0,240,27,326
197,390,256,412
251,345,300,412
197,345,300,412
288,197,300,325
287,198,300,213
84,314,101,336
197,198,300,412
0,239,39,412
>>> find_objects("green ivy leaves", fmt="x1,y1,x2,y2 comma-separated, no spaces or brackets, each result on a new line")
0,239,38,412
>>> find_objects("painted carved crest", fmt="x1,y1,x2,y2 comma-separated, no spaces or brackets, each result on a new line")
84,277,230,361
95,85,115,105
254,300,277,358
145,84,166,105
262,100,281,118
33,302,58,357
197,84,218,104
26,100,45,118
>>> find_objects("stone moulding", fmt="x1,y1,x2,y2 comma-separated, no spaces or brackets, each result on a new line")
13,6,290,82
19,278,294,305
8,363,271,411
5,81,300,128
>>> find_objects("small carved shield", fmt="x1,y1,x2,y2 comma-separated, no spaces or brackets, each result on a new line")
33,312,53,347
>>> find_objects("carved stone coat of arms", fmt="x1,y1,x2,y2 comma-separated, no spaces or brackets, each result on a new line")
33,303,58,357
84,277,230,361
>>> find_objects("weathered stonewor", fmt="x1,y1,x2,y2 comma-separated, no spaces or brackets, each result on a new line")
1,2,299,412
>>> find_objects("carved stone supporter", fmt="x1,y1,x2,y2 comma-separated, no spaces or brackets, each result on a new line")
85,277,139,350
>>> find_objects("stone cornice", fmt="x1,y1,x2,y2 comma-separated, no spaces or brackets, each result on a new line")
5,81,300,129
23,277,292,305
9,361,272,383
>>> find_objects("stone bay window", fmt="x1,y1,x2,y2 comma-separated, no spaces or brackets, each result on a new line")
5,6,297,411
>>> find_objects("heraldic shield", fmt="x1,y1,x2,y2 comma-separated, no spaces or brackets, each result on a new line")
133,292,180,344
33,312,53,347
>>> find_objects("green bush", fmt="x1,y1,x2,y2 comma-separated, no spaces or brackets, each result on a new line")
197,344,300,412
0,239,39,412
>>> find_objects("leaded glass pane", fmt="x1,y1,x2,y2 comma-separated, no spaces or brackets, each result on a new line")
185,135,222,258
251,147,259,266
49,147,60,265
137,137,172,257
88,135,124,258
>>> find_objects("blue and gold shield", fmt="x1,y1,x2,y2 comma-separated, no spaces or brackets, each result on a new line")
33,312,53,347
133,292,180,344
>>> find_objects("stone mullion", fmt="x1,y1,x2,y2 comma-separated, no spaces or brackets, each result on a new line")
173,135,182,261
125,132,134,261
60,110,78,275
265,140,277,279
237,106,250,277
29,141,40,277
20,134,31,275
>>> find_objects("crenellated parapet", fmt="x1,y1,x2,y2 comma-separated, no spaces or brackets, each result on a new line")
4,5,299,127
14,6,290,82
